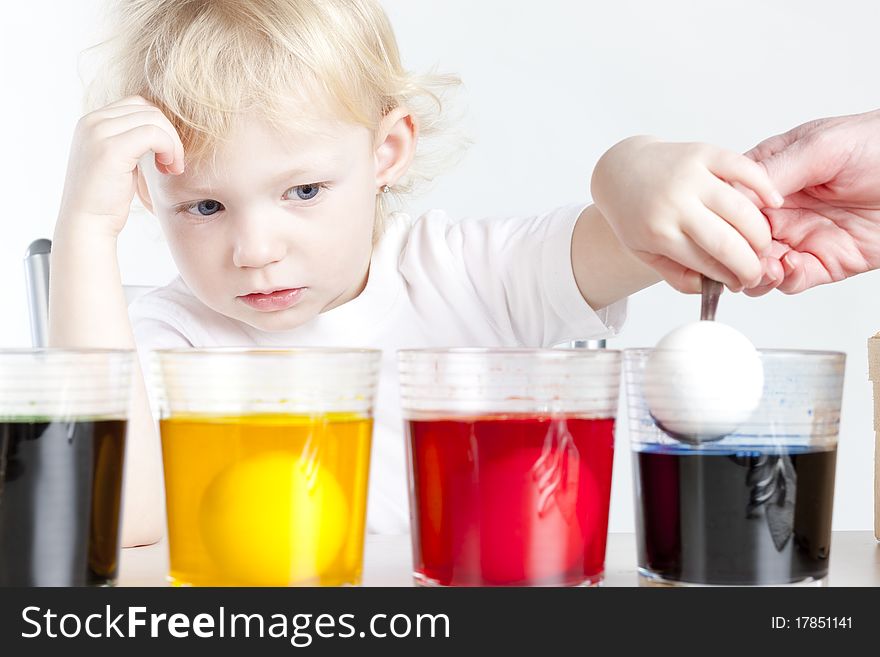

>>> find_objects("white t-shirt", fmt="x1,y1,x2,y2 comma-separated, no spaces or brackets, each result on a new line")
129,204,627,534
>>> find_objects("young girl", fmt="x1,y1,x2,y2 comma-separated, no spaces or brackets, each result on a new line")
49,0,783,546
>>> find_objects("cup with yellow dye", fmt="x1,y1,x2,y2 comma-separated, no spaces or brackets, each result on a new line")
152,348,380,586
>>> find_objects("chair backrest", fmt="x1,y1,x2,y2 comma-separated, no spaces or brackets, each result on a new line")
565,339,607,348
23,239,156,348
24,239,51,348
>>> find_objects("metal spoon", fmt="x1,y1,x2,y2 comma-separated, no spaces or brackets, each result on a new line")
700,275,723,322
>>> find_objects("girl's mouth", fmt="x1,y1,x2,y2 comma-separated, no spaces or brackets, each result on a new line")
237,287,306,312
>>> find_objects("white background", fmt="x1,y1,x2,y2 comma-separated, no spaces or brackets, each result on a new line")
1,0,878,532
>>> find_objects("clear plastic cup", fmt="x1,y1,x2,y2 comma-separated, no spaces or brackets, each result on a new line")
152,348,381,587
0,349,134,586
624,349,845,587
399,348,621,587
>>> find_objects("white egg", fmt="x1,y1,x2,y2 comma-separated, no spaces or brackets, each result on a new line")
644,320,764,442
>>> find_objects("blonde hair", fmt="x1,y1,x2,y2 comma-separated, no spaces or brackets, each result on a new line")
86,0,466,232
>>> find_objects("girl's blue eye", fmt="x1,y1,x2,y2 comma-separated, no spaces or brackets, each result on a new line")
285,184,322,201
186,199,224,216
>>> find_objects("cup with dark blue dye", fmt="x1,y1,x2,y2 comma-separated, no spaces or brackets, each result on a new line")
0,349,134,586
625,349,845,587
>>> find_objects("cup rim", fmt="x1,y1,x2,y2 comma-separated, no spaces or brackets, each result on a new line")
398,347,621,358
623,347,845,359
153,346,382,356
0,348,135,356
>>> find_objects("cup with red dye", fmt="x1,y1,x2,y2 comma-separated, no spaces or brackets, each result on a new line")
398,348,621,587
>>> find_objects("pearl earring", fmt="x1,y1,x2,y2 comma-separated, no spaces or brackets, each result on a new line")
381,184,391,194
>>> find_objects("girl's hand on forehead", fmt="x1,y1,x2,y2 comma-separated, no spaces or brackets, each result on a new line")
57,95,185,238
591,136,784,294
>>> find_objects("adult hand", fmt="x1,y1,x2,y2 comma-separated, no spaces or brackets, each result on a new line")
744,110,880,295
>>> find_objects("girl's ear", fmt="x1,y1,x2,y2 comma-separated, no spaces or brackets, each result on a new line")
374,106,418,191
135,166,155,213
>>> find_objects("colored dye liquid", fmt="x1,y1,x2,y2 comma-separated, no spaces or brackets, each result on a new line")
160,413,372,586
406,415,615,586
0,419,127,586
634,444,836,585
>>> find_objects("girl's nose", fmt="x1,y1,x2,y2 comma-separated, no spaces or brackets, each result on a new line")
231,215,286,269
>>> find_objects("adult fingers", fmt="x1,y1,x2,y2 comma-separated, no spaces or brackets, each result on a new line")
774,250,835,294
743,118,823,162
744,131,797,162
